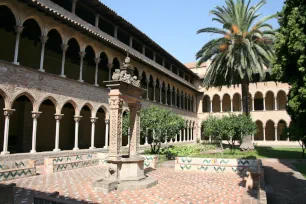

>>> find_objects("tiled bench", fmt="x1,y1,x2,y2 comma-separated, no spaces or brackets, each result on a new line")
44,153,100,174
142,155,158,169
175,157,260,173
0,160,36,181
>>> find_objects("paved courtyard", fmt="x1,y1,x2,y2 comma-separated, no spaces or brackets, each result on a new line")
2,166,246,204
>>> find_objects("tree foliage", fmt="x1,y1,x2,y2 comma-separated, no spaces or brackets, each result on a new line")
272,0,306,157
202,114,257,150
122,106,186,154
196,0,276,116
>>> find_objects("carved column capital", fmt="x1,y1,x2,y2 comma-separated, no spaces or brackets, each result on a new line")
107,63,113,69
79,51,86,58
61,44,69,51
3,109,15,117
109,97,124,109
90,117,98,123
40,36,49,44
74,116,82,122
14,25,24,33
105,119,110,124
159,84,163,89
94,58,101,64
55,114,64,120
31,111,42,119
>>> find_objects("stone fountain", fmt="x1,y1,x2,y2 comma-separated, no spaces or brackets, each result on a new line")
93,57,158,193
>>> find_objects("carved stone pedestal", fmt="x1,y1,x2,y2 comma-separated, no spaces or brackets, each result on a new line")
93,57,158,193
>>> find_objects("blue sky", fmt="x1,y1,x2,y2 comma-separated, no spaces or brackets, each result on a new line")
101,0,284,63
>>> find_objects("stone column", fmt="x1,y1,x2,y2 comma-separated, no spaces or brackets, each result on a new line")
153,52,156,61
184,128,187,141
179,93,182,109
94,58,100,86
95,14,100,27
210,100,213,113
230,98,233,112
220,100,223,113
108,94,124,159
263,126,266,141
13,26,24,65
60,44,69,77
72,0,77,14
153,80,157,102
78,51,86,82
146,77,150,100
129,103,141,156
170,88,173,106
30,112,41,153
53,114,63,152
1,109,14,155
165,86,168,105
73,116,82,150
263,97,266,111
108,63,113,81
104,119,109,148
175,134,177,142
186,96,189,110
39,36,48,72
90,117,98,149
159,84,163,104
274,125,278,141
174,90,177,107
252,97,255,111
129,36,133,47
274,97,278,110
142,45,146,55
114,26,118,39
187,127,190,141
127,128,130,147
179,130,182,142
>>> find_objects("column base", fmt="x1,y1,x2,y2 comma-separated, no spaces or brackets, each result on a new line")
0,151,10,155
53,148,61,152
12,62,20,65
30,150,37,154
78,79,84,83
94,84,99,87
60,74,66,78
90,147,96,150
38,69,45,72
73,147,79,151
104,146,108,149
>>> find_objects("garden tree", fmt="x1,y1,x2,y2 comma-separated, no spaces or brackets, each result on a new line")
272,0,306,158
196,0,276,149
202,114,257,150
122,106,185,154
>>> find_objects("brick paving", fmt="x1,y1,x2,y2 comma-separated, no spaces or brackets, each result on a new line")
2,166,246,204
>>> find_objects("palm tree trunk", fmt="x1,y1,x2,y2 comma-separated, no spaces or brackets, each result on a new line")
240,75,254,151
241,76,250,116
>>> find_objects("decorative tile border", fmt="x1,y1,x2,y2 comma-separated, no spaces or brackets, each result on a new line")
0,160,36,181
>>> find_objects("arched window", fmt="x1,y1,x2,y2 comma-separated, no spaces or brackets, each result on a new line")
65,38,80,80
44,29,62,75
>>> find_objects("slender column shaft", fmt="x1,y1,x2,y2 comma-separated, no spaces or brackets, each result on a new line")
127,127,130,147
72,0,77,14
274,125,278,141
252,98,255,111
95,14,100,27
187,128,190,141
60,44,69,77
107,63,113,81
39,36,48,72
30,112,41,153
263,97,266,111
230,98,233,112
174,91,177,107
94,58,100,86
90,117,98,149
170,89,173,106
73,116,82,150
153,81,157,102
114,26,118,38
179,94,182,109
210,100,213,113
78,51,86,82
53,114,63,152
129,103,141,156
146,78,150,100
263,126,266,141
165,87,168,105
274,97,278,110
13,26,24,65
145,128,149,145
179,131,182,142
220,100,223,113
175,134,177,142
1,109,14,155
159,85,163,104
104,119,109,148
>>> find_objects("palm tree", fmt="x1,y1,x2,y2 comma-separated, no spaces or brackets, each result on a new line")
196,0,276,116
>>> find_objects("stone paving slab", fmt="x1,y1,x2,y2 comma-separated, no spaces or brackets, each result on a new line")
1,166,246,204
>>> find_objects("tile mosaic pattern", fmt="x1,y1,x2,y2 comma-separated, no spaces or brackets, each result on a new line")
2,166,245,204
0,160,36,181
175,158,259,173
